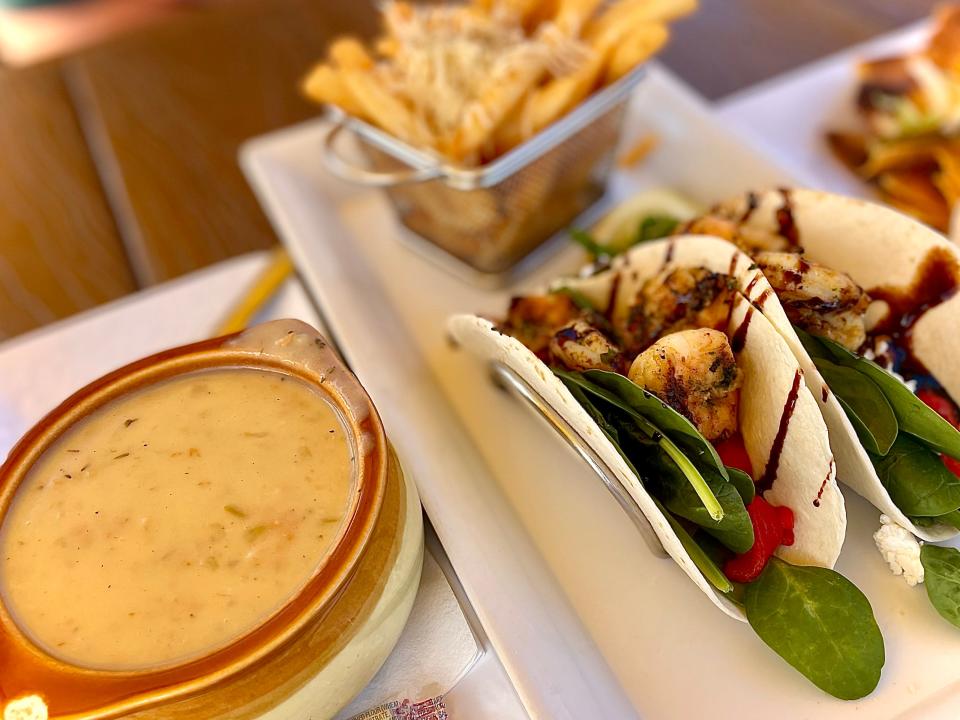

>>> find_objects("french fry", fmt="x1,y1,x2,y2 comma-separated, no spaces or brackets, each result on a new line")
382,1,416,39
553,0,604,35
879,169,951,229
301,63,366,117
329,37,374,71
469,0,496,13
301,0,687,167
448,61,549,160
618,132,659,168
491,103,527,156
825,131,869,171
374,36,400,58
604,23,669,83
584,0,695,43
933,145,960,207
927,4,960,73
524,0,563,31
860,138,940,179
470,0,544,27
502,0,553,28
522,54,605,135
885,194,950,230
340,70,433,147
520,5,641,137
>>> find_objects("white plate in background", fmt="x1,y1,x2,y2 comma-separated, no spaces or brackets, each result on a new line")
716,21,930,198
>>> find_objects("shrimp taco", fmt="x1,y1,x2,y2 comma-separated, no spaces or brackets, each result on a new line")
590,187,960,634
449,235,884,699
680,191,960,534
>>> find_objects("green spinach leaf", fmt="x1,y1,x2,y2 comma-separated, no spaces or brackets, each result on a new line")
934,510,960,530
795,326,833,362
558,370,661,437
653,496,734,595
665,475,753,553
911,510,960,529
726,466,755,504
836,396,892,457
814,359,898,455
600,213,680,255
636,214,679,245
921,544,960,629
566,383,620,442
569,228,607,259
871,434,960,517
552,286,598,313
563,383,736,594
744,557,885,700
564,370,751,550
580,369,730,481
558,370,725,521
810,331,960,459
630,444,754,553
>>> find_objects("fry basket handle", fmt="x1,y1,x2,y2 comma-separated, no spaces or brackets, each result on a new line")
322,122,443,187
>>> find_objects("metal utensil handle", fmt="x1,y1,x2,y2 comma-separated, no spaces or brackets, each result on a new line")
490,362,667,559
322,122,443,187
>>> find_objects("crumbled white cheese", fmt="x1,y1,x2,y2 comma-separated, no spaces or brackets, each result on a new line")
874,514,925,586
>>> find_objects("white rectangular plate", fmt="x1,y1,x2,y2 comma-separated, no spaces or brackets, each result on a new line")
242,61,960,718
716,21,930,198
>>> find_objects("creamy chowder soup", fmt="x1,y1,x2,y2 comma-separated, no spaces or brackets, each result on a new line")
0,368,354,670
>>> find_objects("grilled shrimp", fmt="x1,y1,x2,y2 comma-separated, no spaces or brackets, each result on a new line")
680,214,793,254
623,267,736,352
628,328,741,442
501,292,580,355
549,320,628,373
754,251,870,351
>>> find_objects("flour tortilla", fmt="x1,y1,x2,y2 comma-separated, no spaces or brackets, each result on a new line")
714,189,960,541
448,236,846,620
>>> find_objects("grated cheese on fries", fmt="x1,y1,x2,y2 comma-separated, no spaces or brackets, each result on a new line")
302,0,696,165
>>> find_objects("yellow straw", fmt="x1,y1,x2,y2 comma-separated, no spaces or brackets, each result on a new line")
216,247,294,335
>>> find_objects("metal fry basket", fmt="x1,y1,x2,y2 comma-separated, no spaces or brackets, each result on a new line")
322,66,646,280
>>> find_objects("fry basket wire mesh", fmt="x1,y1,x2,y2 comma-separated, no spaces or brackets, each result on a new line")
322,66,646,278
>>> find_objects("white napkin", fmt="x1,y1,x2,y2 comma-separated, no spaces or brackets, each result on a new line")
336,551,482,720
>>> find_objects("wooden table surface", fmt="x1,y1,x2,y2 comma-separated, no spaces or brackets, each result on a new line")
0,0,941,342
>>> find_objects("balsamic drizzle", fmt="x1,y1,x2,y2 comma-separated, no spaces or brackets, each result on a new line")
867,247,960,375
604,272,622,321
740,191,760,223
730,304,754,354
757,369,803,494
775,188,801,248
813,459,835,508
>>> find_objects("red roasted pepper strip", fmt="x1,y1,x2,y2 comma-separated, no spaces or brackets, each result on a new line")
918,388,960,427
723,497,795,583
714,433,753,476
917,388,960,476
